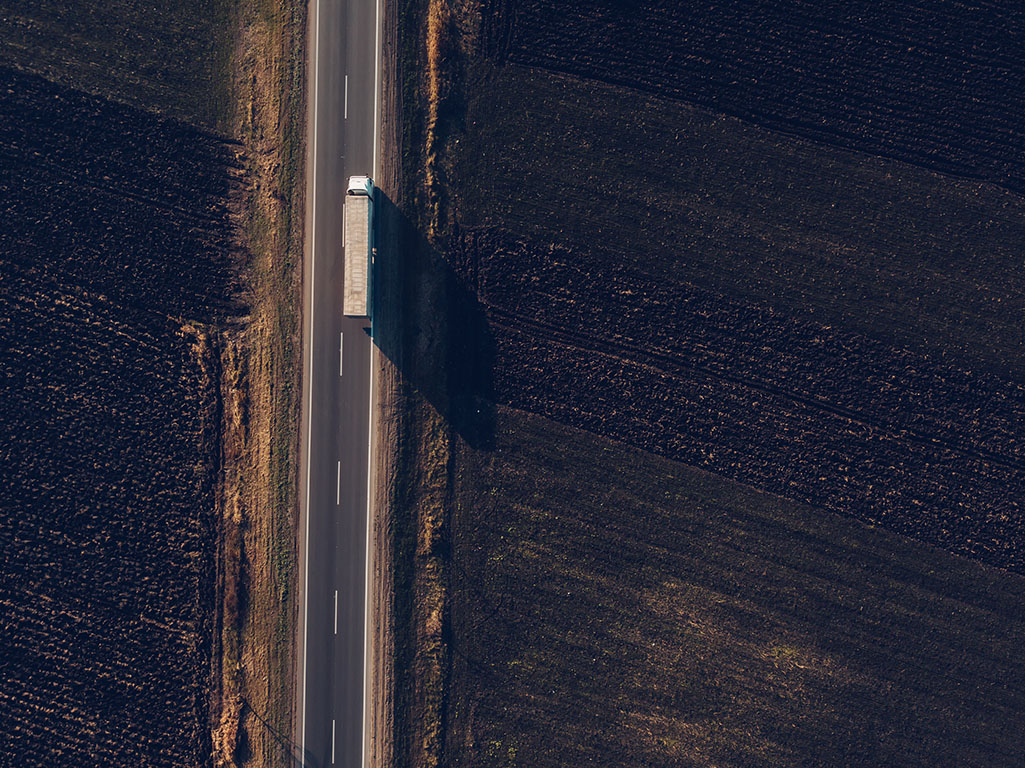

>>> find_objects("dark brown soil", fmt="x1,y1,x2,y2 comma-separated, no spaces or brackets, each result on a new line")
0,0,237,130
455,226,1025,572
446,61,1025,575
0,68,244,767
456,65,1025,382
448,407,1025,767
392,0,1025,765
488,0,1025,194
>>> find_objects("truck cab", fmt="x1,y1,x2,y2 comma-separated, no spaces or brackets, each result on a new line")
347,175,374,197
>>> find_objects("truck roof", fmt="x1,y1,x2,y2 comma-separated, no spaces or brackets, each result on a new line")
343,192,371,316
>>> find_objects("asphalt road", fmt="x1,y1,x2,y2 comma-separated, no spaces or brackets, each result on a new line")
297,0,380,766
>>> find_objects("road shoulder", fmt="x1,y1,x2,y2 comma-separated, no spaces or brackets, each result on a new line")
367,0,402,764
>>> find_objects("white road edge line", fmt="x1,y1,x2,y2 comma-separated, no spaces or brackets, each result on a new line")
363,3,382,768
344,74,349,120
372,0,380,175
337,460,341,505
332,718,336,765
334,589,338,635
300,0,320,764
340,331,344,376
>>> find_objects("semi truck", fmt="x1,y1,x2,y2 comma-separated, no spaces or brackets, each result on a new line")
343,175,374,317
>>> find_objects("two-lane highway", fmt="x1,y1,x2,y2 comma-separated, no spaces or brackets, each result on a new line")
298,0,380,766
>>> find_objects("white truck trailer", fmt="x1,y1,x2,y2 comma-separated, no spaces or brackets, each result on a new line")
343,175,374,317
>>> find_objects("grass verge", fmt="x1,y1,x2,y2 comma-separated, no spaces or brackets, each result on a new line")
212,2,306,766
385,2,465,762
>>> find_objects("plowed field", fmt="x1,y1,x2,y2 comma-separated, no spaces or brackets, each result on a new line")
394,0,1025,765
488,0,1025,193
0,68,243,766
448,408,1025,767
456,66,1025,381
457,227,1025,572
0,0,236,129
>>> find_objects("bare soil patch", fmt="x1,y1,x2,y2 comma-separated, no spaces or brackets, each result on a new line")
490,0,1025,195
456,65,1025,381
0,0,237,130
457,227,1025,571
0,1,306,764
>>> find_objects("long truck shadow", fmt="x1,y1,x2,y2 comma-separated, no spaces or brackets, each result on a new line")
370,189,495,452
365,189,495,768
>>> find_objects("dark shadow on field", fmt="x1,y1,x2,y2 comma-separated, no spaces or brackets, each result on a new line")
371,190,495,452
368,189,495,768
0,67,247,324
234,697,306,768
